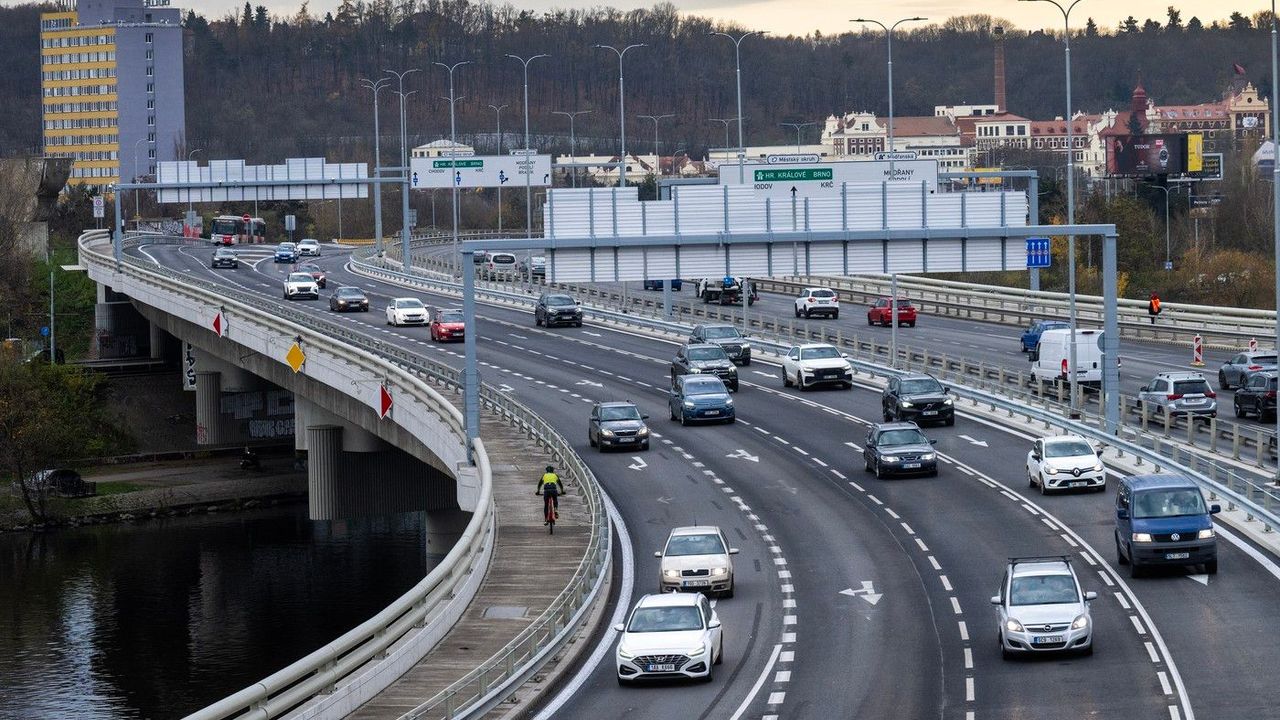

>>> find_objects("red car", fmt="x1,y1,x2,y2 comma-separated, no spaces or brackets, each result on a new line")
297,263,327,289
867,296,916,327
430,307,466,342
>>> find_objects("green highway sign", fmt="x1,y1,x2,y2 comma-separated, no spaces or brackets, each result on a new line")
433,159,484,169
753,167,834,183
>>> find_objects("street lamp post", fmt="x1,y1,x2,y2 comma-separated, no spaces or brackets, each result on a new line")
553,109,592,188
779,122,817,153
488,102,509,231
359,77,390,254
1271,0,1280,483
1145,183,1172,270
1022,0,1084,416
594,44,646,188
709,30,766,183
506,53,548,237
385,68,420,273
434,60,472,275
638,113,675,179
851,16,926,156
132,137,145,226
708,117,739,157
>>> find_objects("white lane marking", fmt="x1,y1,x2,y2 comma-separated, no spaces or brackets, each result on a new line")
915,538,929,552
774,670,792,682
780,631,796,642
1060,533,1079,548
900,522,915,535
1115,593,1131,610
965,677,975,702
1131,616,1147,635
782,598,796,608
928,556,942,571
777,570,792,579
768,692,786,705
780,584,794,593
779,650,795,662
884,508,901,519
1216,524,1280,583
963,647,973,669
940,575,953,592
957,621,969,641
950,597,963,615
1097,570,1114,586
848,481,864,492
867,494,884,506
831,470,847,480
1170,706,1182,720
813,458,828,467
1146,642,1160,663
1159,671,1173,695
727,644,782,720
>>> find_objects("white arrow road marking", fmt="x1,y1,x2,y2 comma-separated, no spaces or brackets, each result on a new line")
1186,574,1209,586
726,449,760,462
498,384,515,393
753,371,775,378
839,580,883,606
576,379,604,388
628,456,648,471
583,330,602,337
656,496,672,504
958,434,990,448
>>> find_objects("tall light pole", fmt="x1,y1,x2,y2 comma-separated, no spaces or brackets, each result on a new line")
851,16,926,155
506,53,548,237
709,30,767,183
359,77,390,254
186,148,201,216
385,68,420,273
435,60,472,275
132,137,146,225
1271,0,1280,484
638,113,675,178
708,117,739,157
1144,183,1172,270
594,43,646,188
553,109,591,188
488,102,509,231
1022,0,1083,416
779,122,817,152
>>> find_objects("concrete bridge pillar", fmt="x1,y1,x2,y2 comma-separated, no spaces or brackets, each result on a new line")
425,508,471,555
195,370,225,445
149,321,166,360
307,424,343,520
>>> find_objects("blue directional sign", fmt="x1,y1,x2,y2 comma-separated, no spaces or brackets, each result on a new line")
412,171,419,187
1026,237,1052,268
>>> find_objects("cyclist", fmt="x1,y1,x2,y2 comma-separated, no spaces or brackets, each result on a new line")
535,465,564,524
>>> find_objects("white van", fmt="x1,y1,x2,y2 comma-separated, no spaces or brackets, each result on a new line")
480,252,518,279
1030,328,1105,387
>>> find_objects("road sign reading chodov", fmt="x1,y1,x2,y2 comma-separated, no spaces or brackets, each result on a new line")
410,154,551,189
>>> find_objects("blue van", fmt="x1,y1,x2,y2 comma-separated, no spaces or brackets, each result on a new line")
1114,474,1219,577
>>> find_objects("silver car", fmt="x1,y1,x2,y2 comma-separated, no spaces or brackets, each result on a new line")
1137,371,1217,419
656,526,738,598
1218,350,1277,390
992,556,1095,658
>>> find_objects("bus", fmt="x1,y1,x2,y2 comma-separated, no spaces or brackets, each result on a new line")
209,215,267,245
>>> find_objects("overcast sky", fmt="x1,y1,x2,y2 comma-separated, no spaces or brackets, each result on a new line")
149,0,1275,36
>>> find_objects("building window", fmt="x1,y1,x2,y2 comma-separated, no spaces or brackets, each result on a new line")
145,66,153,77
145,32,154,43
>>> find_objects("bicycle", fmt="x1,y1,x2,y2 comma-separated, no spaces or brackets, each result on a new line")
537,489,559,534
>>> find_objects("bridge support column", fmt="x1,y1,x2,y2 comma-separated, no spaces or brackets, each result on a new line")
425,508,470,554
195,370,225,445
149,321,166,360
308,424,342,520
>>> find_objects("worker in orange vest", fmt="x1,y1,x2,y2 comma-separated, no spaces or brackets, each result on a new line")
1148,292,1162,324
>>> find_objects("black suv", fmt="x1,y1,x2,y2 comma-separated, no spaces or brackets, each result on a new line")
535,293,583,327
671,343,739,391
882,373,955,426
1233,369,1277,421
690,324,752,366
862,422,938,478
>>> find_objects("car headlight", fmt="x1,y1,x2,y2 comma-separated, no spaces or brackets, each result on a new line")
741,342,751,350
724,398,734,405
684,645,706,656
727,367,737,374
942,397,954,406
663,569,681,579
1132,533,1154,543
689,368,703,374
1071,614,1090,630
637,428,650,437
921,452,936,461
881,455,900,462
711,567,729,576
573,309,583,315
1044,467,1059,475
600,429,615,437
618,647,635,659
683,401,696,409
900,400,914,408
1093,462,1104,472
1198,528,1215,539
1005,618,1024,633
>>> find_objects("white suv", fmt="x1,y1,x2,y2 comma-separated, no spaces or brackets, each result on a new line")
991,556,1095,658
615,592,723,685
282,272,319,300
782,343,853,390
793,287,839,319
656,526,738,597
385,297,428,326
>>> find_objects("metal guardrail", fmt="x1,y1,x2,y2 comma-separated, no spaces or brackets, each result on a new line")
81,232,609,720
350,250,1280,534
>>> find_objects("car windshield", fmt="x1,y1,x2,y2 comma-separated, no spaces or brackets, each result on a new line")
1172,380,1210,395
1249,355,1277,365
529,256,545,264
702,327,740,339
878,429,928,446
1009,574,1078,605
278,243,295,250
1132,488,1208,518
396,299,424,309
600,405,641,421
336,287,363,296
300,239,317,245
215,249,234,256
800,346,841,360
627,606,704,633
287,273,313,282
438,311,464,323
688,347,727,361
684,379,726,396
665,533,726,556
545,296,575,306
900,379,943,394
299,264,320,272
1044,440,1094,458
491,254,516,263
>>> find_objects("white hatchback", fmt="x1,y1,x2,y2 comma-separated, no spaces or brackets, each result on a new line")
385,297,428,326
615,592,723,685
1026,435,1105,494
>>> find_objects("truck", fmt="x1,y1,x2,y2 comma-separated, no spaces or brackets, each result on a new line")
695,276,757,306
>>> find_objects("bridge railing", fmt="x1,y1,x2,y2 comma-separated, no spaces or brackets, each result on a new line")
79,231,609,720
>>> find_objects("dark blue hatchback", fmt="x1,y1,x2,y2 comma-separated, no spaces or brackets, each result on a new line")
1114,474,1219,577
1021,320,1070,353
669,375,734,425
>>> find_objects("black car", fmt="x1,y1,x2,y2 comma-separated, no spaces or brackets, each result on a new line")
211,248,239,269
862,422,938,478
690,324,752,366
883,373,955,426
535,293,583,327
329,286,370,312
1233,369,1277,421
588,401,651,451
671,343,739,391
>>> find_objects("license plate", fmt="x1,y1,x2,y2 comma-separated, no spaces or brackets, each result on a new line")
683,579,710,587
1165,552,1190,560
921,410,938,416
903,463,922,469
647,664,676,672
705,410,720,416
1071,481,1086,488
619,437,637,442
1032,635,1063,645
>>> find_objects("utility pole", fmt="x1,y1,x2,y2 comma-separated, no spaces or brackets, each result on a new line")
359,77,390,253
506,53,548,237
488,102,509,231
384,68,420,273
434,60,472,275
709,31,767,183
594,44,646,188
553,109,592,188
638,113,675,180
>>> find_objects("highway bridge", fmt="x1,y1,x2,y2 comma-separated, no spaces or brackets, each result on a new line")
80,230,1280,720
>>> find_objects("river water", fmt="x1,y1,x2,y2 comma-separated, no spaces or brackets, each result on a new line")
0,504,439,719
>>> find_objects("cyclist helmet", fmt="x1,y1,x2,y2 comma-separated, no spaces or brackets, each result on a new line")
545,465,555,473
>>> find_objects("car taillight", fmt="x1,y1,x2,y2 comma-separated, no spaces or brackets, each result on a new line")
1205,391,1216,398
1249,365,1262,370
808,298,815,303
1166,394,1183,400
1268,391,1277,399
1061,359,1068,374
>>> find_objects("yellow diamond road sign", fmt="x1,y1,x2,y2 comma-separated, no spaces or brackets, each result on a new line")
285,342,306,373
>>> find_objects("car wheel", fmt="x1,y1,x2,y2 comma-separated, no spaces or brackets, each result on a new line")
833,311,839,320
796,372,806,391
1028,472,1037,489
1129,560,1143,578
617,675,630,687
883,409,893,422
1038,476,1049,495
1205,559,1218,574
908,322,916,328
535,314,543,327
804,309,812,319
702,663,714,683
588,432,597,448
1235,398,1245,418
670,406,678,421
944,416,955,427
715,637,725,663
575,321,583,328
867,315,874,326
730,382,739,392
726,416,736,424
743,357,751,366
1219,370,1229,389
874,460,885,479
1000,634,1013,661
680,413,688,427
1080,642,1094,657
864,456,873,472
794,306,801,318
1115,535,1129,565
782,370,792,387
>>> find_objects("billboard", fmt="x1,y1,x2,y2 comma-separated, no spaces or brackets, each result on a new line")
720,159,940,199
1106,134,1186,176
1185,152,1223,181
410,154,551,189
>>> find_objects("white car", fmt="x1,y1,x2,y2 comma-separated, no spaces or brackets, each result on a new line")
1026,435,1106,494
782,343,853,390
656,526,739,597
297,238,321,257
282,272,320,300
793,287,839,319
992,556,1095,658
615,592,723,685
385,297,428,326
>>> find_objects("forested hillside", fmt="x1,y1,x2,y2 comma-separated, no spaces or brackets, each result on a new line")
3,1,1280,160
